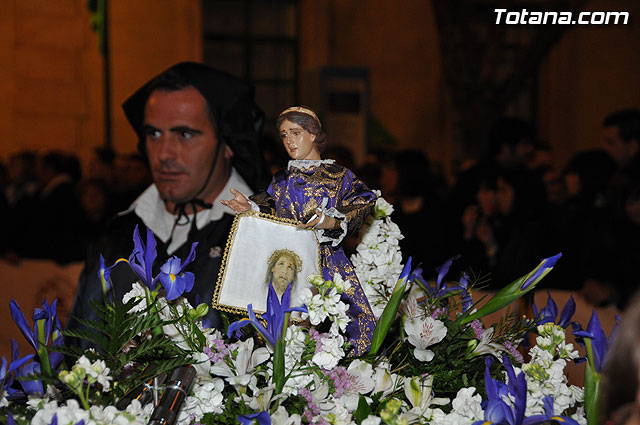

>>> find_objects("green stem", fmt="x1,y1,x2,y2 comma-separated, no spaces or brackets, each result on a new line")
75,385,91,411
36,320,52,377
273,312,290,395
583,339,601,425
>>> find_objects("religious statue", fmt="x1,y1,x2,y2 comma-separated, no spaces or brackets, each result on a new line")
221,106,377,355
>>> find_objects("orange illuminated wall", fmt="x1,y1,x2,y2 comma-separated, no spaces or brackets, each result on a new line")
0,0,202,167
539,0,640,169
298,0,451,174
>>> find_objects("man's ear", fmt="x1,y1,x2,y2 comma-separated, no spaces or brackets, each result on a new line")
224,144,234,159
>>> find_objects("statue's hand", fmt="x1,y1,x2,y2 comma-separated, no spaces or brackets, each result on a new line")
220,188,251,214
297,208,337,230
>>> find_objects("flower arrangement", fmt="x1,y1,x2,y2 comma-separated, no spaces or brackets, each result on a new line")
0,197,617,425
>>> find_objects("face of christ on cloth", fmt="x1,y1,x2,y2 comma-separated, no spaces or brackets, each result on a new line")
265,249,302,299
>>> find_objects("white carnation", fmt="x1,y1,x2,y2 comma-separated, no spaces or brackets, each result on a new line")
312,334,345,370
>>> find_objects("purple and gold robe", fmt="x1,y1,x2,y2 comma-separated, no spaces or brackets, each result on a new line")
251,159,377,355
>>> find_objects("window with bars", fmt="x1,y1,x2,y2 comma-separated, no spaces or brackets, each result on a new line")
202,0,299,136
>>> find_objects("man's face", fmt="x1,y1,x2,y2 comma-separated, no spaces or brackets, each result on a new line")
603,125,637,167
144,87,230,211
272,255,295,294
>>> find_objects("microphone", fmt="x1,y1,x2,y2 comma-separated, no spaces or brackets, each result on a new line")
116,373,167,410
147,365,197,425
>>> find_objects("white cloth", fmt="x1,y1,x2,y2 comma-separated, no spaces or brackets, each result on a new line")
287,158,334,171
123,168,253,254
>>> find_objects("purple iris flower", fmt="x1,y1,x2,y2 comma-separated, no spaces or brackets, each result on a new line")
520,253,562,290
238,411,271,425
227,282,307,348
7,339,43,396
17,360,44,395
416,255,460,298
33,299,63,348
458,273,473,312
9,298,63,380
10,299,62,354
128,225,158,289
98,254,114,299
474,355,523,425
532,292,576,329
157,243,197,300
572,310,616,373
404,257,418,283
475,355,579,425
122,225,198,295
10,300,38,350
0,343,34,393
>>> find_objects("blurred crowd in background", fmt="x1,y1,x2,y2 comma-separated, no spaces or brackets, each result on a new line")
0,148,151,265
1,108,639,312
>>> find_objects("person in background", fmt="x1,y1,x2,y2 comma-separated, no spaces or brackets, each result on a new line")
28,150,83,263
383,149,448,276
446,117,543,250
77,178,112,252
110,153,152,214
2,151,40,261
457,167,548,290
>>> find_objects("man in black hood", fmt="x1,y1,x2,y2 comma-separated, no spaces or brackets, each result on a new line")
68,62,270,334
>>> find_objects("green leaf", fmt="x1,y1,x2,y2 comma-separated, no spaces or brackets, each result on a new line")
62,295,194,403
353,395,371,422
370,282,406,355
457,277,528,326
457,257,559,326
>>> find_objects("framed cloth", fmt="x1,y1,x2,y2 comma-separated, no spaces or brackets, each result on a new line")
212,211,321,316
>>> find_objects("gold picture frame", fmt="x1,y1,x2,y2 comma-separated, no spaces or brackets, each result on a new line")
212,211,321,317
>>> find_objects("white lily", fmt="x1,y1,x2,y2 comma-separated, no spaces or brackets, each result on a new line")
403,375,450,420
271,405,303,425
404,316,447,361
372,361,401,398
335,359,376,410
209,338,269,389
472,327,506,358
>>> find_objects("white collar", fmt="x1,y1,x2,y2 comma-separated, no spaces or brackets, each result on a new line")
126,167,253,254
287,159,334,170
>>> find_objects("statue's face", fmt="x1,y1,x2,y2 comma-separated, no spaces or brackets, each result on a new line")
272,255,295,294
279,120,320,161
